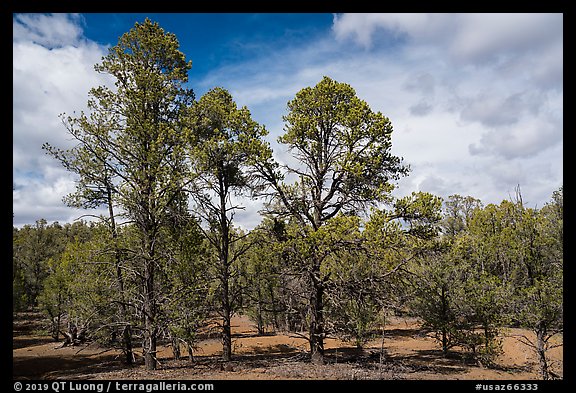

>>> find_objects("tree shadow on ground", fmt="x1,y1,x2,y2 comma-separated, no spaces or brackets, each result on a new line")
13,351,127,380
232,331,278,339
154,350,307,376
323,347,478,376
13,336,54,350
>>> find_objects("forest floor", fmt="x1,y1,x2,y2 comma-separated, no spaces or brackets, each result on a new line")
13,310,563,380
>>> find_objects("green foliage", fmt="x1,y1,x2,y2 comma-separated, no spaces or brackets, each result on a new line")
37,256,72,339
392,191,443,240
408,243,465,356
506,189,563,379
442,194,482,237
37,238,105,341
459,272,508,365
186,87,271,361
21,16,563,374
325,246,384,348
12,265,28,311
239,221,285,334
187,87,271,227
251,76,410,363
42,18,198,370
163,220,211,355
264,76,409,228
13,220,94,310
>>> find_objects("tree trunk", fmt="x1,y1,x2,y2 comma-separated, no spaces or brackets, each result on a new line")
536,324,550,380
221,257,232,361
222,317,232,361
144,331,157,370
256,285,264,335
379,315,386,373
220,241,233,361
187,341,195,363
309,263,325,365
257,303,264,335
441,327,449,357
53,314,61,341
107,183,133,365
269,284,279,331
122,324,133,364
218,166,233,362
170,333,181,360
440,285,449,357
143,258,157,370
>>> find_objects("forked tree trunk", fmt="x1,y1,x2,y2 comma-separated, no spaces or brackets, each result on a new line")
536,323,550,380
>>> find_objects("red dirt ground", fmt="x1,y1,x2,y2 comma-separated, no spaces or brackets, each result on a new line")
13,311,562,380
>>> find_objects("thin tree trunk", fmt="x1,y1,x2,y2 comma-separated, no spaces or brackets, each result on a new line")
536,324,550,380
220,253,232,361
269,284,279,331
106,182,134,365
143,257,157,370
222,311,232,361
309,182,326,365
54,313,61,342
218,165,233,362
441,285,449,357
379,315,386,374
187,341,195,363
220,239,233,362
441,327,449,357
172,334,181,360
309,261,325,365
256,285,264,335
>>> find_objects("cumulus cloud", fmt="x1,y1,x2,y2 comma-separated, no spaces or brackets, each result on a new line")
194,13,562,218
13,13,85,48
468,115,562,159
332,13,450,49
331,13,562,207
449,13,563,65
404,72,435,95
332,13,562,66
460,90,545,128
13,13,563,229
13,13,112,226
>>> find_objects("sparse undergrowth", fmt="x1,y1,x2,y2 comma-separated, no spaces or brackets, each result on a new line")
13,313,562,380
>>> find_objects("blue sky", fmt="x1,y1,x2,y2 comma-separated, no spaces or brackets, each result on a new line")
81,13,335,84
13,13,563,229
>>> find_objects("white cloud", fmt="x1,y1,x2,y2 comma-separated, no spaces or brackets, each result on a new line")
13,13,85,48
460,90,545,128
13,13,563,230
332,13,448,49
191,14,562,228
449,13,562,64
468,114,562,159
13,13,112,226
332,13,563,66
